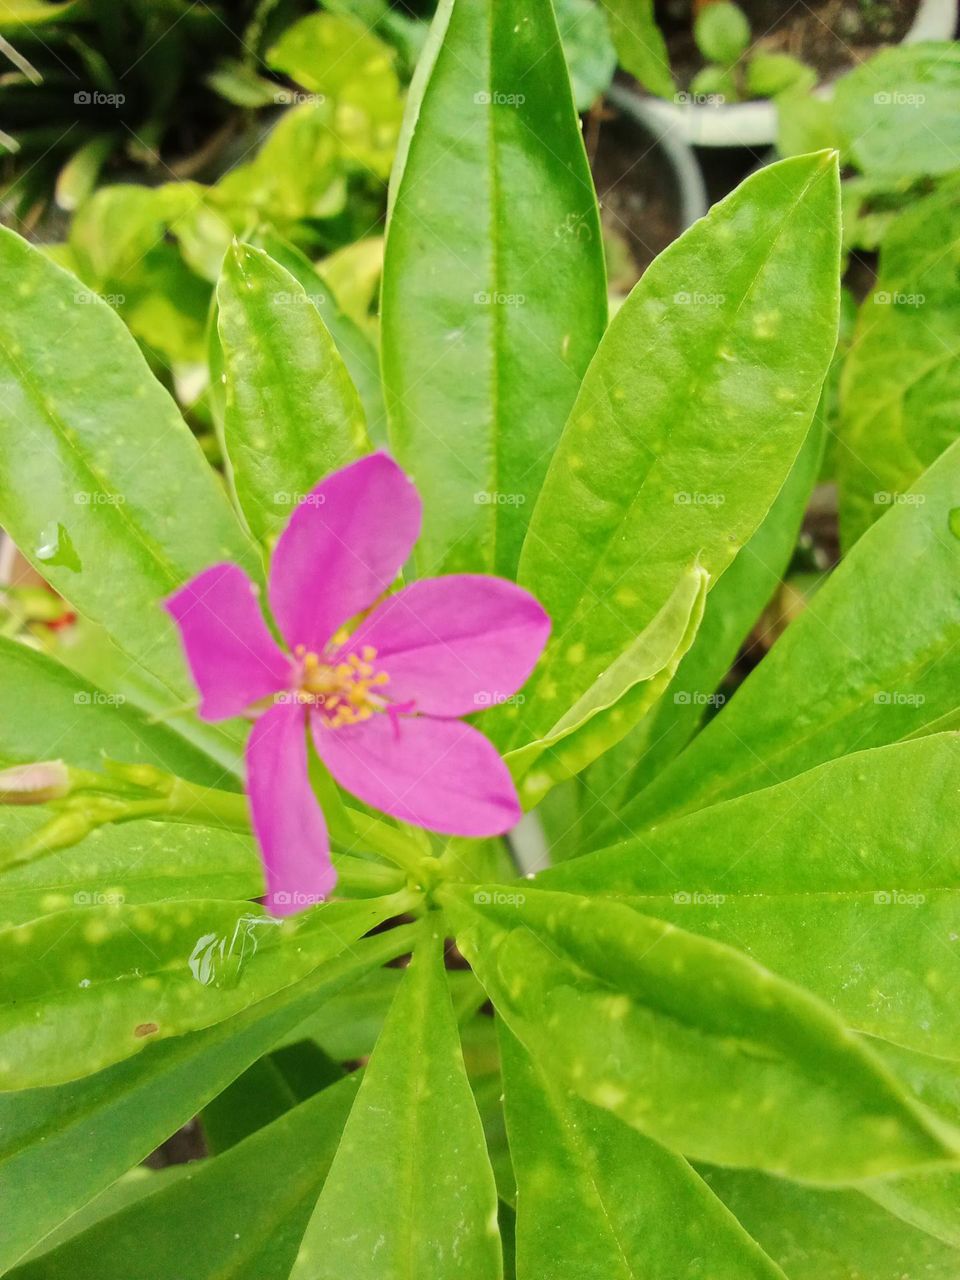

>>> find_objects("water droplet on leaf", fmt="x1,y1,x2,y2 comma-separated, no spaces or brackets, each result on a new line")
35,523,81,572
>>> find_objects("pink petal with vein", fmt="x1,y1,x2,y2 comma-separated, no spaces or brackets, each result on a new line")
165,563,292,721
246,700,335,915
268,452,421,654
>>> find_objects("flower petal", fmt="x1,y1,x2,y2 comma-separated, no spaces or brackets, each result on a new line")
312,713,521,837
343,575,550,717
165,563,292,721
268,452,422,654
246,700,335,916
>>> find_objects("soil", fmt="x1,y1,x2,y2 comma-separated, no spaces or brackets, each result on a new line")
587,102,684,287
660,0,922,90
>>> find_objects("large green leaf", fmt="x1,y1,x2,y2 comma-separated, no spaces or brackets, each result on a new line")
545,736,960,1057
833,43,960,181
381,0,607,578
499,1023,785,1279
703,1165,960,1279
9,1074,361,1280
0,894,410,1088
590,406,824,811
0,639,230,785
0,925,413,1273
506,153,840,749
616,434,960,830
217,243,370,547
838,179,960,548
0,816,262,927
291,921,501,1280
0,226,258,712
444,885,956,1182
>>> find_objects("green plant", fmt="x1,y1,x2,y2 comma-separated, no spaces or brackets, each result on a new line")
690,0,815,103
2,1,960,1277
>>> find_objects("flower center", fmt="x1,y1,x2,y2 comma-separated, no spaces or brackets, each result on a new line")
294,644,390,728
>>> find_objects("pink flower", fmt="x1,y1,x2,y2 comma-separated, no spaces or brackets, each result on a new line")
165,452,549,915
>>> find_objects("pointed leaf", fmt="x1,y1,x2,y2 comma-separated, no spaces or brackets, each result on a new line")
0,226,258,705
545,735,960,1058
445,885,955,1182
381,0,607,577
508,153,840,748
617,434,960,830
292,920,501,1280
217,243,371,547
0,895,409,1088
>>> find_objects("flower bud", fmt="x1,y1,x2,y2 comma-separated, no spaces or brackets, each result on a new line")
0,760,70,804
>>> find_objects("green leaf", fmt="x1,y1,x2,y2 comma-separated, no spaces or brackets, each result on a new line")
0,925,413,1273
249,230,387,443
381,0,607,578
0,895,409,1088
615,434,960,830
444,885,956,1182
8,1075,361,1280
554,0,617,111
291,920,502,1279
703,1165,960,1278
599,0,673,98
746,52,816,99
694,2,751,66
505,563,708,807
833,43,960,181
0,226,258,713
591,410,823,810
217,242,370,547
0,639,230,785
0,816,263,928
545,735,960,1058
508,154,840,749
838,178,960,548
499,1023,785,1279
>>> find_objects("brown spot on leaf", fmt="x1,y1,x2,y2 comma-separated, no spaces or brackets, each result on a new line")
135,1022,159,1038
